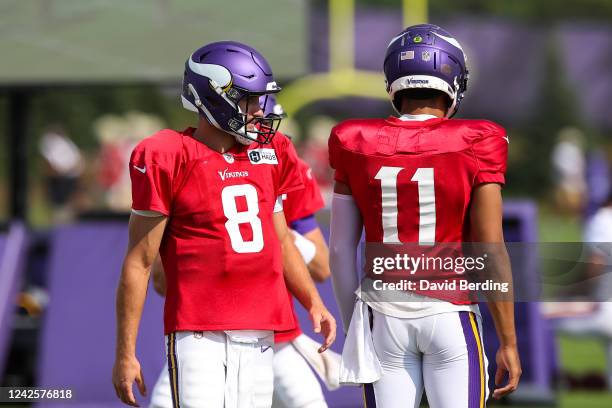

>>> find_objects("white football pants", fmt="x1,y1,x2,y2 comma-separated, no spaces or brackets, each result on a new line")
150,334,328,408
365,310,489,408
271,341,327,408
150,330,274,408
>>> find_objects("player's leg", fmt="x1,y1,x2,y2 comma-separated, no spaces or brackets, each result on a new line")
252,339,275,408
370,309,424,408
167,331,226,408
422,312,489,408
149,362,173,408
224,330,275,408
271,342,327,408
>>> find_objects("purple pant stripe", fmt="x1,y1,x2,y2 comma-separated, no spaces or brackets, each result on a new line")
363,383,377,408
459,312,484,408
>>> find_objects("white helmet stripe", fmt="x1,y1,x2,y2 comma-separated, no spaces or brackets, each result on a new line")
188,57,232,88
431,32,464,53
387,32,405,48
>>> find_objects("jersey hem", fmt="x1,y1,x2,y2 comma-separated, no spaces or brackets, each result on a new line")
164,322,297,335
365,301,481,319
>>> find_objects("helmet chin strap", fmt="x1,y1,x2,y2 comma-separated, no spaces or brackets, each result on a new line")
188,82,253,144
233,126,257,145
444,77,461,118
231,101,257,145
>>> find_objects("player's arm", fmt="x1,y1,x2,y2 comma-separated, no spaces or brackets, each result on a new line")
470,183,521,399
113,213,167,407
273,210,336,352
289,215,330,282
329,181,363,332
151,256,166,296
302,227,330,281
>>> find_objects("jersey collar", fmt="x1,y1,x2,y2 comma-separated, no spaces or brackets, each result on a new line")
386,115,445,127
398,113,439,121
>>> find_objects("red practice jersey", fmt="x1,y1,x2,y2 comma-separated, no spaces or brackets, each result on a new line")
276,158,325,343
130,128,303,334
329,116,508,303
283,159,325,224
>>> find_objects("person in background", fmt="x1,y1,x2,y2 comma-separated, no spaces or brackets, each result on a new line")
38,125,84,223
551,127,587,215
545,191,612,389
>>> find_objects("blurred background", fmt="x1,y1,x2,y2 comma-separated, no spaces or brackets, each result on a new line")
1,0,612,407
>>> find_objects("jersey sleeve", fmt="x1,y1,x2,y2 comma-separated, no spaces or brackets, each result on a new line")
473,123,508,186
276,136,304,196
129,138,176,215
328,126,349,184
283,160,325,223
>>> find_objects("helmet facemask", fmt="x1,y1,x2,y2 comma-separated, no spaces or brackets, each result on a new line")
227,92,282,145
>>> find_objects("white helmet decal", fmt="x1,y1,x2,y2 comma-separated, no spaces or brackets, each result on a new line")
188,57,232,89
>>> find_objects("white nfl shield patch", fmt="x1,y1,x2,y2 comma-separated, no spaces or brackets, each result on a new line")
223,153,234,164
247,148,278,165
421,51,432,62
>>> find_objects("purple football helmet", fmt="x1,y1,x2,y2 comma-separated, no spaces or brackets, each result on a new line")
181,41,282,144
384,24,469,118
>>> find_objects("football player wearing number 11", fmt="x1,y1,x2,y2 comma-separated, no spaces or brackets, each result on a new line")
112,41,336,408
329,25,521,407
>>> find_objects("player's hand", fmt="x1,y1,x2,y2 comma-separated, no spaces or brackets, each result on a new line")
112,355,147,407
492,344,521,399
309,303,336,353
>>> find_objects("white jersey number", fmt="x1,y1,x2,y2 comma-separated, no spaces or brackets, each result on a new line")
374,166,436,245
221,184,264,253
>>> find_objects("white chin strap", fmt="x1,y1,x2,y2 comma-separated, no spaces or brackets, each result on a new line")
388,75,458,118
234,126,257,145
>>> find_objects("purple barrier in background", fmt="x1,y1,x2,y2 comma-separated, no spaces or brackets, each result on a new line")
480,201,556,403
585,149,611,218
37,223,164,408
0,223,28,379
559,23,612,130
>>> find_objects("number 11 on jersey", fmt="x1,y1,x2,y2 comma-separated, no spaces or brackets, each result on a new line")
374,166,436,245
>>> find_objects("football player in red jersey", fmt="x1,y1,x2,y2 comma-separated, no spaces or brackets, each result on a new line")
112,42,336,408
146,97,339,408
328,25,521,408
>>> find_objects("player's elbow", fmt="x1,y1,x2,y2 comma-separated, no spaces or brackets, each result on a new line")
151,257,166,296
308,261,331,282
152,271,166,296
328,244,347,277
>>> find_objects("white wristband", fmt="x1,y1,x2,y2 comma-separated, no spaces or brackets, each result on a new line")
273,195,284,213
292,229,317,264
